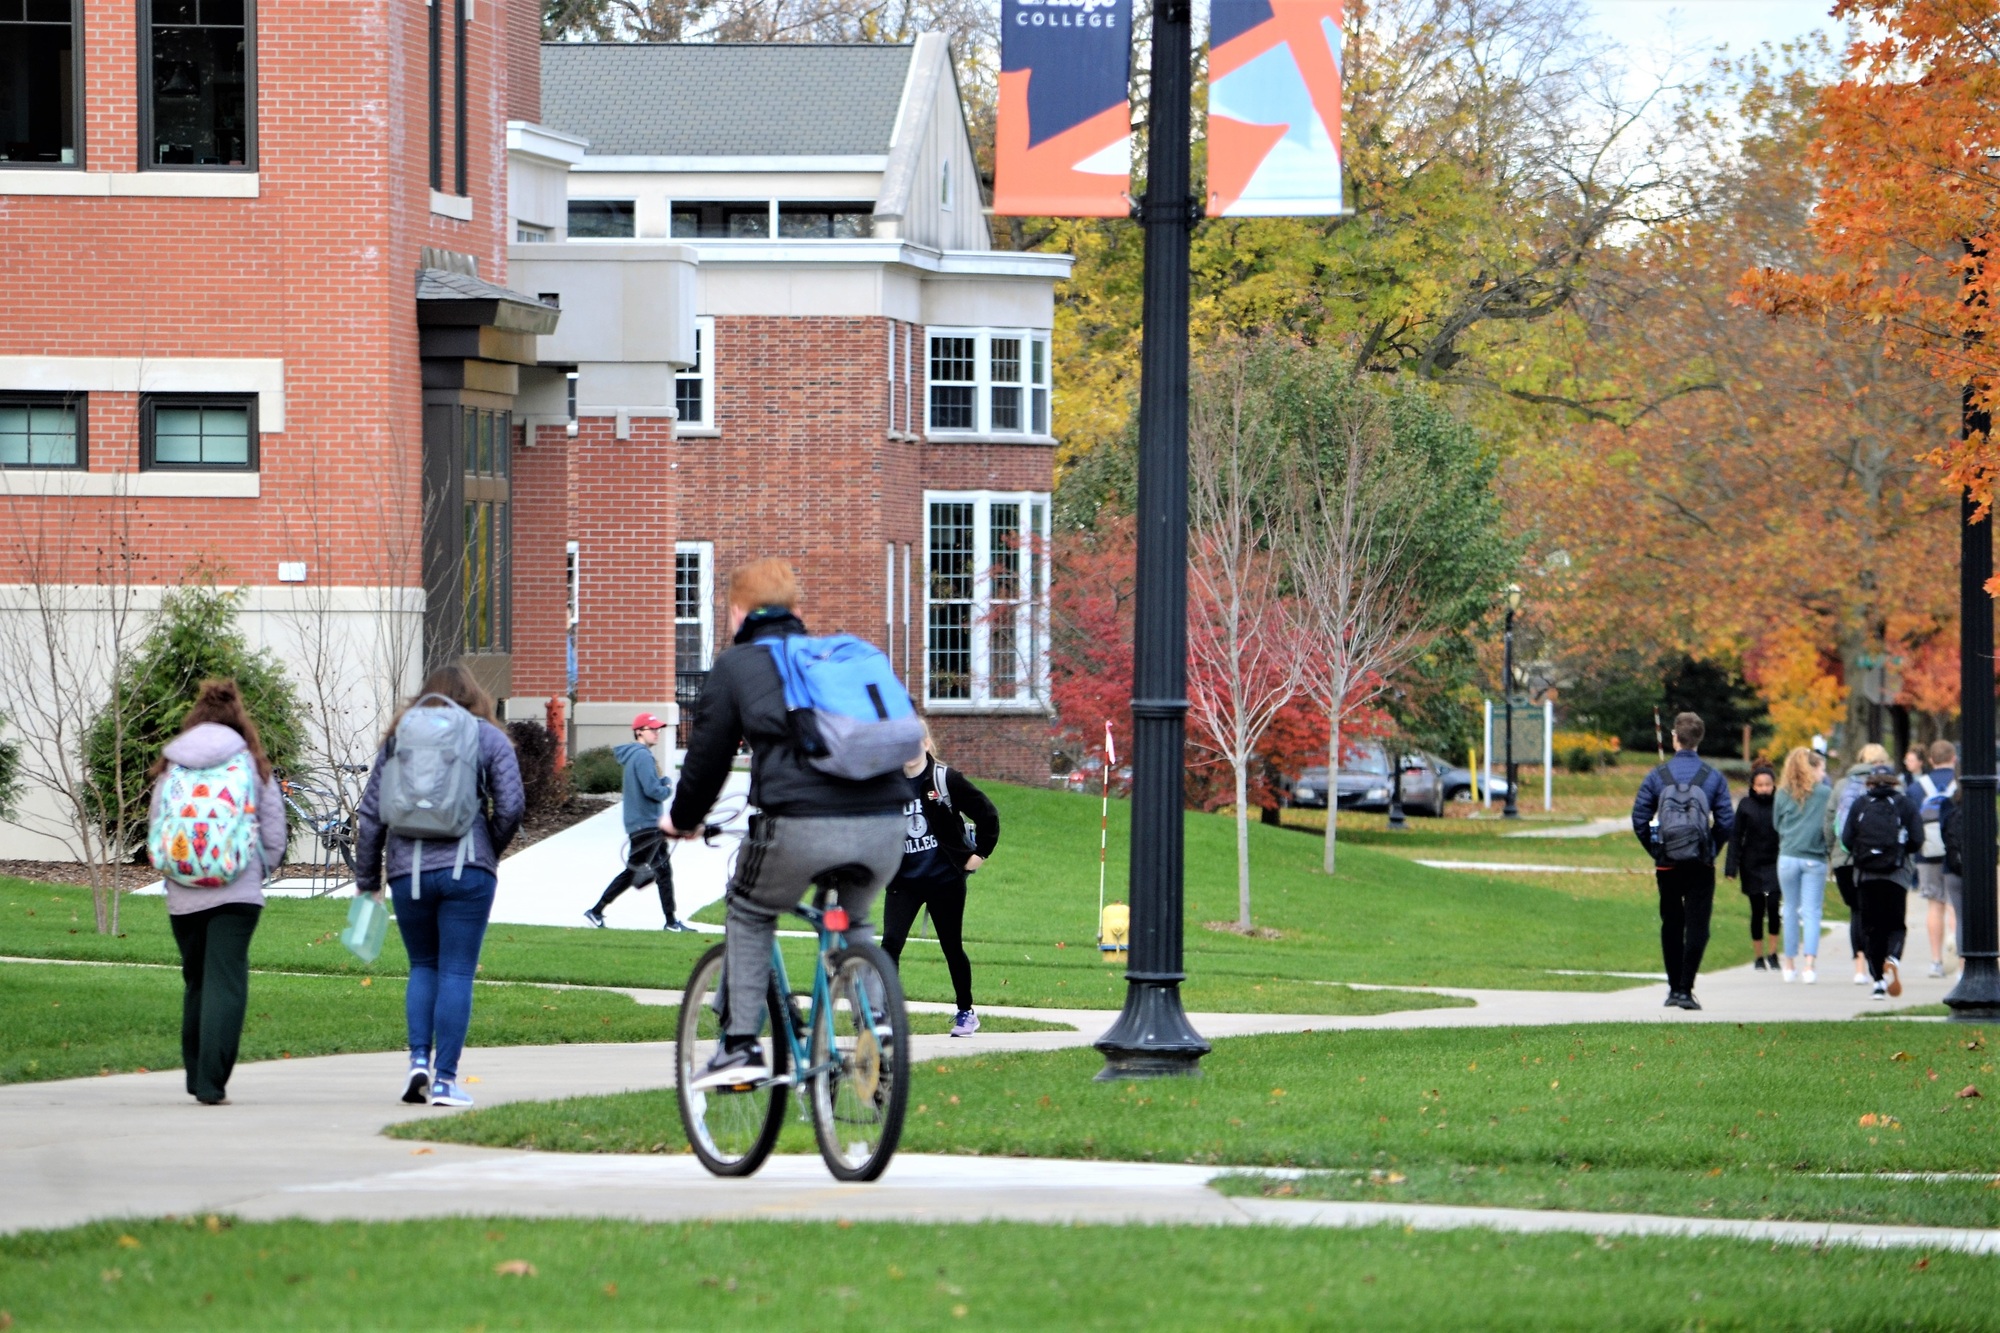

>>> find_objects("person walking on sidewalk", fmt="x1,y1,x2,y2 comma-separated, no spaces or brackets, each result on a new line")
1843,762,1923,1000
1724,762,1782,972
354,665,525,1108
147,679,289,1106
1631,711,1735,1011
1826,742,1894,984
880,724,1000,1038
1912,739,1961,977
583,713,685,931
1771,746,1832,983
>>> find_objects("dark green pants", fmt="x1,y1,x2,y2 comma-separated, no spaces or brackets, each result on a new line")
169,903,261,1103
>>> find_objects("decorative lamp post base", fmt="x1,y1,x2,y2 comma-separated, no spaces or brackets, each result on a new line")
1944,958,2000,1023
1094,976,1212,1080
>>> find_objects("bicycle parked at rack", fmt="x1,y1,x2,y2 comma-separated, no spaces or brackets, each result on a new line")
276,763,369,896
676,859,911,1182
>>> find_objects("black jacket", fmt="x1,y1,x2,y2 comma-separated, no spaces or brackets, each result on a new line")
1841,785,1924,890
910,756,1001,872
1724,792,1780,896
669,609,907,826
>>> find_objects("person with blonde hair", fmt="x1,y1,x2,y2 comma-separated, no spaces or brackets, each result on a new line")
664,557,908,1088
1771,746,1832,982
1826,741,1897,983
881,721,1000,1036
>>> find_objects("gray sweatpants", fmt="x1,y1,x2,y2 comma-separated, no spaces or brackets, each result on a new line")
723,812,905,1038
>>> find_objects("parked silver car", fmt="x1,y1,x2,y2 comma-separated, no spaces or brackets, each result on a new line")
1288,744,1444,816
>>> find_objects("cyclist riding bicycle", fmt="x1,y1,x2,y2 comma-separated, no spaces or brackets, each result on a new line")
662,557,907,1090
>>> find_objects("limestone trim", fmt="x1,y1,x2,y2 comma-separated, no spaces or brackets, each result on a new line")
0,356,286,430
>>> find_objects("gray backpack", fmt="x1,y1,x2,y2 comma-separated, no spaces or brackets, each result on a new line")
380,695,483,896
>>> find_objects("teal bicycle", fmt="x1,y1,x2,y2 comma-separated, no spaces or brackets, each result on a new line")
675,865,911,1181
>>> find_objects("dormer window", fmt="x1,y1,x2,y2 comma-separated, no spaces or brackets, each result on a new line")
777,202,874,239
671,201,771,238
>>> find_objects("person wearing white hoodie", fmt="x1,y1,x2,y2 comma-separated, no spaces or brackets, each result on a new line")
147,679,288,1106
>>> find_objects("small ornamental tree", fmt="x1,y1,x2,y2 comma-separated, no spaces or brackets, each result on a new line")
85,576,306,857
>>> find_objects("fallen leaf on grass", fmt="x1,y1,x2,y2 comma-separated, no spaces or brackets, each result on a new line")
359,977,372,988
493,1260,536,1277
1891,1051,1911,1062
603,1282,618,1298
1914,1256,1931,1271
1960,1086,1983,1099
116,1235,140,1248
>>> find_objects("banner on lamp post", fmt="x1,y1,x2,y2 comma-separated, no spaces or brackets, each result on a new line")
1205,0,1345,217
994,0,1133,216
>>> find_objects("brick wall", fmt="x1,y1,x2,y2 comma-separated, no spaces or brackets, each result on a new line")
509,420,570,696
571,416,676,701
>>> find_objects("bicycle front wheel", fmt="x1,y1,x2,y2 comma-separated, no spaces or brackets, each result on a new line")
809,939,910,1181
676,943,789,1177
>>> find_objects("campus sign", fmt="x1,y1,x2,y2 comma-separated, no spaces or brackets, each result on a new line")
994,0,1345,219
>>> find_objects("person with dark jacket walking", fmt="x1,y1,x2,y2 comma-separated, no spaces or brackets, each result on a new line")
1826,742,1896,983
1725,762,1781,971
881,723,1000,1037
147,679,289,1106
1631,711,1736,1010
584,713,684,930
1843,762,1925,1000
663,558,908,1089
355,664,525,1108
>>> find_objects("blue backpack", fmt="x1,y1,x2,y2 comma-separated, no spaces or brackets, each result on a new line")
761,635,924,780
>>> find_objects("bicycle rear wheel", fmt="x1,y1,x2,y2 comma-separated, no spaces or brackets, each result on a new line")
809,939,910,1181
676,943,790,1177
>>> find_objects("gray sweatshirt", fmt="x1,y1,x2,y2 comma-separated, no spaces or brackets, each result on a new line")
148,723,288,916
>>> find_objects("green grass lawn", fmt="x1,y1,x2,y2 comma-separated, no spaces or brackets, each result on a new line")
0,780,1727,1011
0,961,1069,1085
400,1021,2000,1228
3,1215,1994,1331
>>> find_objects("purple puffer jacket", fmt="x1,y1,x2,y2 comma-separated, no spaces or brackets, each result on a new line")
353,718,524,895
148,723,288,916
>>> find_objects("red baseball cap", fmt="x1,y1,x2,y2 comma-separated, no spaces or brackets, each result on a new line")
632,712,668,731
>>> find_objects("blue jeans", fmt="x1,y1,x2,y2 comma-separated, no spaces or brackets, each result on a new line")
389,866,497,1080
1777,855,1828,958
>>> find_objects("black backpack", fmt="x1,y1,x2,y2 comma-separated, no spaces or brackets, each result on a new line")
1851,789,1909,877
1652,763,1715,864
1942,795,1964,878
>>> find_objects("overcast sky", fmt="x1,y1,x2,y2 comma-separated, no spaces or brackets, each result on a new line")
1580,0,1845,65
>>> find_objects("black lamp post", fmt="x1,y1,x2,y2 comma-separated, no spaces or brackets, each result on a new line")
1946,381,2000,1021
1093,0,1210,1078
1502,583,1523,820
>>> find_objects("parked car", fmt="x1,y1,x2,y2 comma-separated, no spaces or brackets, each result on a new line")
1053,756,1132,797
1288,744,1445,816
1438,760,1513,804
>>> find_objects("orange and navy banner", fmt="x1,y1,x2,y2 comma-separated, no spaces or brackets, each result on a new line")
994,0,1132,217
1206,0,1344,217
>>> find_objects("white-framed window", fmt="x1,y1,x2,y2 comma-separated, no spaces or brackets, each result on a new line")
674,540,715,671
925,491,1050,709
515,223,550,242
675,316,715,429
927,328,1052,436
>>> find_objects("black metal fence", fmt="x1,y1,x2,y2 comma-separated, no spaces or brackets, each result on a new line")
675,671,707,749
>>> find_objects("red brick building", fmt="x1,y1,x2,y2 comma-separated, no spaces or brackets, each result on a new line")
513,38,1070,778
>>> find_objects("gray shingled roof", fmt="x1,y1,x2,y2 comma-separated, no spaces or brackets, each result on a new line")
541,43,914,157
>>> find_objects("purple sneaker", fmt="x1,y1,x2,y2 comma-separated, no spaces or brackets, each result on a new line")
949,1009,980,1038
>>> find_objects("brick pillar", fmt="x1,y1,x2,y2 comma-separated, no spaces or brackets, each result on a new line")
509,420,571,703
570,414,676,752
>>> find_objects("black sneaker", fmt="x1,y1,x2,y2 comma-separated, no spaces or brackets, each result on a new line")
583,908,607,929
1664,990,1685,1008
1753,955,1767,971
1678,993,1702,1011
690,1041,770,1092
662,919,692,933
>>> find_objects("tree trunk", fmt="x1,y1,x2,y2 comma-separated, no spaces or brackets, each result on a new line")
1235,756,1253,928
1323,707,1342,875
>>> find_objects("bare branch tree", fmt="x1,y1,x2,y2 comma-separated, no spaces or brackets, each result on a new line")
1186,351,1309,928
1285,384,1432,876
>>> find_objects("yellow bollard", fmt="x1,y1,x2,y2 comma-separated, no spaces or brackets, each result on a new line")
1099,902,1130,954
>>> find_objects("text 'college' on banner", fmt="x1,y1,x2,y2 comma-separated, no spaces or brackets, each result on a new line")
993,0,1133,217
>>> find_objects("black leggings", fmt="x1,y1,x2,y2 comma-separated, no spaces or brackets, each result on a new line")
881,873,973,1011
594,828,676,922
1747,891,1781,943
1859,879,1909,981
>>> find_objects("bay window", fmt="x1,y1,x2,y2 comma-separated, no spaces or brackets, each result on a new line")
925,491,1050,709
927,328,1052,437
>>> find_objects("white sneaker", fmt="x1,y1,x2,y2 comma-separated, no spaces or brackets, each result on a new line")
1781,966,1796,982
1802,969,1817,984
1854,971,1869,985
1929,961,1946,978
1871,981,1888,999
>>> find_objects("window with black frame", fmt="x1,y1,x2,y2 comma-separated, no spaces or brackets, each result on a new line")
0,394,83,467
461,407,511,654
144,0,253,169
0,0,81,166
142,394,255,469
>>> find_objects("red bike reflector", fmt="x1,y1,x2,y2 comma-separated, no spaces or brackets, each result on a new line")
823,907,850,932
